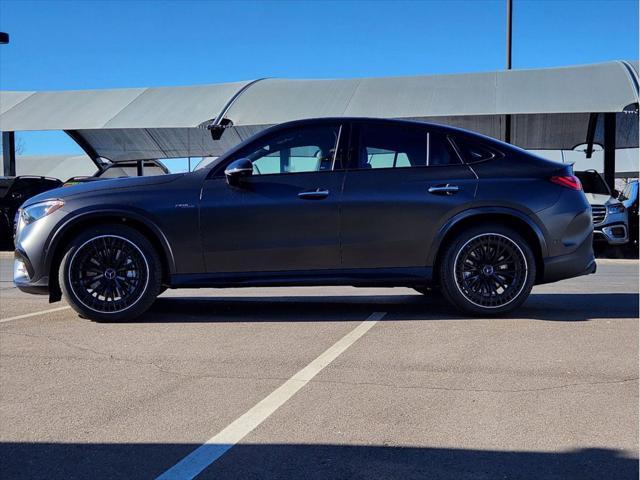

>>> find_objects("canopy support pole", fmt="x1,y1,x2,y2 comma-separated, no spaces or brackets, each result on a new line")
2,131,16,176
585,113,598,158
65,130,105,172
603,112,616,191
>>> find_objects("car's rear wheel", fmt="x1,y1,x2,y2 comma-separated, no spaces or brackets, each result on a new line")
439,225,536,316
59,225,162,321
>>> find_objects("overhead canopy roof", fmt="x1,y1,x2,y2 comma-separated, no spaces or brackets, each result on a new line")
2,154,97,178
1,61,637,162
225,61,639,126
0,80,251,131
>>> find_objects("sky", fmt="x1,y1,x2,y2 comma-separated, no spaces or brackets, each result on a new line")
0,0,638,157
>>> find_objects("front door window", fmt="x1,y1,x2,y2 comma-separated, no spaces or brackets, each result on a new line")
232,125,342,175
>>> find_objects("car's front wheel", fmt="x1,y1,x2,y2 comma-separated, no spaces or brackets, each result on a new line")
439,225,536,316
59,225,162,321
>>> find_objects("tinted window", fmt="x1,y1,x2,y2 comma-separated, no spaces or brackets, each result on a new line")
428,133,459,166
357,124,459,169
99,163,166,178
575,171,611,195
454,137,502,164
231,125,341,176
11,178,61,195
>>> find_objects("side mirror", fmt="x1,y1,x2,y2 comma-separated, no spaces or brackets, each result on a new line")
224,158,253,186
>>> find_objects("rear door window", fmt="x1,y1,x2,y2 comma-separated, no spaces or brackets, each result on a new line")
355,123,460,169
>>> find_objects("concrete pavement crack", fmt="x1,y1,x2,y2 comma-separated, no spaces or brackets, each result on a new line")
1,332,216,380
308,377,639,393
1,332,290,382
4,332,638,394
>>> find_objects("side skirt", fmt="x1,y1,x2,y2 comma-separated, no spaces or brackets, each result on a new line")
169,267,433,289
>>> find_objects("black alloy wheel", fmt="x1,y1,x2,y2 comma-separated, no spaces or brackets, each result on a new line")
440,225,536,316
454,233,527,308
60,225,162,321
69,235,149,313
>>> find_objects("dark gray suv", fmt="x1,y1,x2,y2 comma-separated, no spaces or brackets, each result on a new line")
13,118,595,321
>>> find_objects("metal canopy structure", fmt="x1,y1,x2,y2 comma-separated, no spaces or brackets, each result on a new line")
0,80,252,130
1,61,638,185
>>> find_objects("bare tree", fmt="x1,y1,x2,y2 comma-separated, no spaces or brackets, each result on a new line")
15,136,25,155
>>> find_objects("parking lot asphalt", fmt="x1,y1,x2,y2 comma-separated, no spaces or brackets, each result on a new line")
0,251,638,480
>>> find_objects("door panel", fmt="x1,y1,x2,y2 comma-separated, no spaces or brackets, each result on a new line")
199,123,345,274
341,166,476,268
340,122,477,269
200,172,345,273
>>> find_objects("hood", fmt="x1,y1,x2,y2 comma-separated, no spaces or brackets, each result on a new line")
584,192,617,205
23,173,185,208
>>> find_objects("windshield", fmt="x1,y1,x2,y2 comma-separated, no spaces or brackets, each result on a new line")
194,156,220,171
575,170,611,196
98,162,167,178
619,180,639,202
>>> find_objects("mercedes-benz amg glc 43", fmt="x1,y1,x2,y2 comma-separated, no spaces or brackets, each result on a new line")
14,118,596,321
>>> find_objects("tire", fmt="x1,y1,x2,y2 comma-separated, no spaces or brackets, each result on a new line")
439,224,536,316
59,224,162,321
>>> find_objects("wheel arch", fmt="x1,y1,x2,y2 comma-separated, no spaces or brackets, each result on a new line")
46,209,175,301
429,208,548,284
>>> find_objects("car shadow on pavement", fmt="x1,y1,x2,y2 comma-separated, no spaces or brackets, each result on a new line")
0,442,636,480
141,292,639,323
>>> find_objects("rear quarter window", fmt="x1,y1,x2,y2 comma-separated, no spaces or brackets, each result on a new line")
453,137,503,164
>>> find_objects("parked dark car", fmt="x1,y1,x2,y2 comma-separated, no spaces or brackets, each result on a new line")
0,175,62,249
13,118,596,321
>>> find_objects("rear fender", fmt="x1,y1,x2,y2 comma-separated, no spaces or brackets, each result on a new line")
427,207,549,266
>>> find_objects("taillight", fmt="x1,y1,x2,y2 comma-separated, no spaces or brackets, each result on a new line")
550,175,582,191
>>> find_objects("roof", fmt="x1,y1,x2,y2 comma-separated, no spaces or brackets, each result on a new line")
0,154,96,179
225,61,638,126
0,61,637,161
0,81,251,131
1,62,637,132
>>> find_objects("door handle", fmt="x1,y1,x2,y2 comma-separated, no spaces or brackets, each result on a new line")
298,188,330,200
428,184,459,195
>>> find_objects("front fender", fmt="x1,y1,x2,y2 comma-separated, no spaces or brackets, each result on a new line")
45,206,177,277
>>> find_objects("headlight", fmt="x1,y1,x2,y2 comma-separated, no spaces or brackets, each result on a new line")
19,200,64,225
607,203,626,215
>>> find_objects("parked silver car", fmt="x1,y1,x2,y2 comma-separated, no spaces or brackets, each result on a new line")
575,170,628,245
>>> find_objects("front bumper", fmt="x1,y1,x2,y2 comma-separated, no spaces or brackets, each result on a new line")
593,223,628,245
12,206,69,297
13,249,50,295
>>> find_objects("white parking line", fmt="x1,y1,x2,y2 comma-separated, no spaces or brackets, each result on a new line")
0,306,71,323
156,311,386,480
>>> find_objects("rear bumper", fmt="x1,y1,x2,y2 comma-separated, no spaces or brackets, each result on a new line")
540,233,596,284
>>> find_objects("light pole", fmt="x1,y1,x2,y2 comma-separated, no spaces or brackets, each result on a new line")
1,31,15,176
504,0,512,143
506,0,512,70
